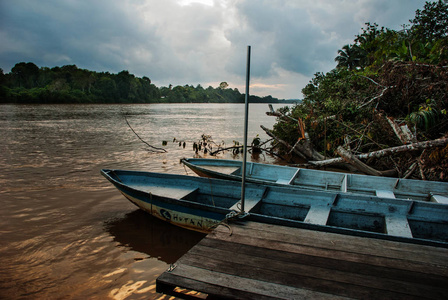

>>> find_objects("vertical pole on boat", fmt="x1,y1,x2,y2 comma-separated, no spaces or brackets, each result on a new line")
240,45,251,213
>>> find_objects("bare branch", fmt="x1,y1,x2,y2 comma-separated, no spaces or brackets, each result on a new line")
125,116,167,153
308,137,448,167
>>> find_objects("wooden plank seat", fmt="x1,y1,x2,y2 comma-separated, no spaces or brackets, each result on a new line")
304,205,332,226
431,194,448,204
230,187,267,212
304,195,338,226
275,178,291,184
376,190,396,199
385,215,413,238
138,186,199,200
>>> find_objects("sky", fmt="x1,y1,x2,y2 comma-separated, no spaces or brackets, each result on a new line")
0,0,432,99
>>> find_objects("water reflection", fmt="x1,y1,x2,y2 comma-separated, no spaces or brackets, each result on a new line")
105,210,206,264
0,103,285,299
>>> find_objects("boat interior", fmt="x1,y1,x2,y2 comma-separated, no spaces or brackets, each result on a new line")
104,169,448,244
227,163,448,203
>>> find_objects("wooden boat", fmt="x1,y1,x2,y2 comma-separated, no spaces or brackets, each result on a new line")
181,158,448,203
101,169,448,247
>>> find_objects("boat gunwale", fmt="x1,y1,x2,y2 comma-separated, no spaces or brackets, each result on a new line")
181,158,448,199
101,168,448,247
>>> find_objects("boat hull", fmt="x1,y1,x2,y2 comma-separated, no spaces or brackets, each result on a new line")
102,170,230,233
182,158,448,203
101,169,448,247
119,190,223,233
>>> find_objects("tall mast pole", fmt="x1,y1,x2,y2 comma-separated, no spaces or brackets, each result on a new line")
240,45,251,213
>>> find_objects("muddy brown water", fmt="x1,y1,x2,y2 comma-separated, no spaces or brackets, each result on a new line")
0,103,282,299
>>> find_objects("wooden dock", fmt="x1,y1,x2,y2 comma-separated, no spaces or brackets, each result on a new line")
156,221,448,299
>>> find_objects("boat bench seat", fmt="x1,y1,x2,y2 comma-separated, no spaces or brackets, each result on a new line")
145,186,199,200
230,187,267,212
431,194,448,204
376,190,396,199
276,178,291,185
385,215,413,238
230,197,261,212
304,205,332,226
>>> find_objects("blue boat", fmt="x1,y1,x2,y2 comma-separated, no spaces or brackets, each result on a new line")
181,158,448,203
101,169,448,247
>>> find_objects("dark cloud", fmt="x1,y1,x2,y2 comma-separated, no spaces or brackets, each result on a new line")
0,0,431,98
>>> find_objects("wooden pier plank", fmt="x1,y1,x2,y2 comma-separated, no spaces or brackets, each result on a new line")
158,264,352,300
157,221,448,299
196,237,448,288
181,243,445,299
237,221,448,266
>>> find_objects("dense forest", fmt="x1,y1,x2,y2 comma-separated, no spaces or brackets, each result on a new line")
0,64,281,104
266,0,448,181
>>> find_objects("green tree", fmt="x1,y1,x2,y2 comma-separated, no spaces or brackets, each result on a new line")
115,70,133,100
334,44,366,70
11,62,39,88
94,77,117,102
219,81,229,89
410,0,448,42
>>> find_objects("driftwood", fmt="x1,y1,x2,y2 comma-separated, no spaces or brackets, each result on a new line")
336,146,397,177
357,75,393,109
336,146,382,176
266,104,299,123
261,125,325,161
261,125,308,160
403,162,418,179
309,137,448,167
385,116,416,144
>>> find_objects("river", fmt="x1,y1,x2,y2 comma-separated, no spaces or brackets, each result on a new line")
0,103,285,299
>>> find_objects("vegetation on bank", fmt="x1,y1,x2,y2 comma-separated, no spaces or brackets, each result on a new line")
0,64,281,104
268,0,448,181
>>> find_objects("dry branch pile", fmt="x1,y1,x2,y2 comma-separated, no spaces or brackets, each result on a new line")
263,61,448,182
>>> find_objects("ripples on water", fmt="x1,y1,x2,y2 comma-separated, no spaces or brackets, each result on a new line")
0,103,283,299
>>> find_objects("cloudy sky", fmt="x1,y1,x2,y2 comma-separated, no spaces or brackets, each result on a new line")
0,0,431,99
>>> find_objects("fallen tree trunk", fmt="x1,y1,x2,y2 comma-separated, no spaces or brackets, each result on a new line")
336,146,397,177
266,104,299,123
385,116,416,144
261,125,325,161
308,137,448,167
260,125,308,160
336,146,382,176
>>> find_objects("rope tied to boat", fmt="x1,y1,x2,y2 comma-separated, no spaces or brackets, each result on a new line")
181,159,189,175
209,210,250,236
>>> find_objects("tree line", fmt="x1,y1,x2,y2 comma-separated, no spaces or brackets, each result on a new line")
268,0,448,181
0,63,280,104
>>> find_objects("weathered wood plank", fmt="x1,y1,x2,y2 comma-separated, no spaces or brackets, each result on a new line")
208,225,448,277
157,272,275,300
157,221,448,299
197,236,448,288
227,221,448,265
159,263,352,300
181,243,446,299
